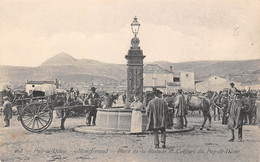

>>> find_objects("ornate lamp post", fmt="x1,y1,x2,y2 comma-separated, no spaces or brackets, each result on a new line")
131,16,140,36
130,16,141,48
125,17,146,106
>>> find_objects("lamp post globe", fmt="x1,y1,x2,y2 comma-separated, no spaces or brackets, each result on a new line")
131,16,140,37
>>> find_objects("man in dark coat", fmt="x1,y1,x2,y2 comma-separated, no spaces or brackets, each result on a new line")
227,92,247,142
174,89,188,129
3,96,12,127
86,87,100,126
146,90,168,148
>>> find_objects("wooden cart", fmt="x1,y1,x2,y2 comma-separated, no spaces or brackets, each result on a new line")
17,96,95,133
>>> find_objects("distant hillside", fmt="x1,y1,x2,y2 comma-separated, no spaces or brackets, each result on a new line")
153,60,260,85
0,53,259,86
0,65,119,84
40,52,127,81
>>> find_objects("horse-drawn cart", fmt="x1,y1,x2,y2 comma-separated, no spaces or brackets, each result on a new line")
17,96,95,133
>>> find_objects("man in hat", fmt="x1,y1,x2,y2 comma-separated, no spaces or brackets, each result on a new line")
228,83,239,97
228,83,240,113
146,90,169,148
226,92,247,142
3,96,12,127
174,89,188,129
68,87,77,102
86,87,100,126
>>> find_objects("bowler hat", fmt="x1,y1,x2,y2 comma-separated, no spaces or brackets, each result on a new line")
91,87,96,91
230,82,235,86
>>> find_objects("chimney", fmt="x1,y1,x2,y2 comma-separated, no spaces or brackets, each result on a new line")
170,66,173,72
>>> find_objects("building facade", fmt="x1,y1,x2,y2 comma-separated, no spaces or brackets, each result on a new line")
26,79,59,96
143,64,195,93
195,75,243,92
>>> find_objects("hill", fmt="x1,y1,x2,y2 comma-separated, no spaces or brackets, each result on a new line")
153,60,260,85
0,53,259,87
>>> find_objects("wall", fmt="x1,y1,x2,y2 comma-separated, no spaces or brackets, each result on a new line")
180,72,195,92
26,84,56,96
144,73,173,87
196,76,243,92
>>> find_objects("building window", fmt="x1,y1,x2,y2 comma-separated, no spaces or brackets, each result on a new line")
186,74,189,77
32,85,35,87
173,77,180,82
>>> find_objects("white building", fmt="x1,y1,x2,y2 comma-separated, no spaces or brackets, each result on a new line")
179,72,195,92
143,64,195,93
195,75,243,92
143,64,173,93
26,79,59,96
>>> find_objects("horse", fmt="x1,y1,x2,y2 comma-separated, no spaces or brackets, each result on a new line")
56,91,96,130
213,92,229,125
59,100,85,130
185,91,213,130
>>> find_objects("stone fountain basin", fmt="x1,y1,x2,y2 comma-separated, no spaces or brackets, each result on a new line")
96,107,148,131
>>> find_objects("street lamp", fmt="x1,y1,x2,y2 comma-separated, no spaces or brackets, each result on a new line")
131,16,140,37
130,17,140,47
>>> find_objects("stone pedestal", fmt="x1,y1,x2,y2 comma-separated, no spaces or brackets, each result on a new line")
96,108,148,131
125,44,145,104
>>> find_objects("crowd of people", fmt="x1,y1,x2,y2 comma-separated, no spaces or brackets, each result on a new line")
0,86,120,128
1,83,260,149
127,82,260,148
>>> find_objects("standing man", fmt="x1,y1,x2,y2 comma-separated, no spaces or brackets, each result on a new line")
228,82,239,96
86,87,100,126
146,90,168,148
228,83,239,107
174,89,188,129
226,92,247,142
122,92,126,104
3,96,12,127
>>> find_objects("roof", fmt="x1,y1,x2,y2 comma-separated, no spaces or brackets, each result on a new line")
26,80,55,85
144,64,173,74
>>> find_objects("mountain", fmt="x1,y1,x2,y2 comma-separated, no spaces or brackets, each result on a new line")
0,53,126,86
0,53,260,87
41,52,78,66
40,52,127,81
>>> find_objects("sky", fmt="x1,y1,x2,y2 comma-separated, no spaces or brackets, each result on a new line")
0,0,260,67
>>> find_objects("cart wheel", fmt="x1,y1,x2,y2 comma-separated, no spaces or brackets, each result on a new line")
20,103,53,133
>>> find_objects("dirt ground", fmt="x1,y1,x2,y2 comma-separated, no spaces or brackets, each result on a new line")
0,113,260,162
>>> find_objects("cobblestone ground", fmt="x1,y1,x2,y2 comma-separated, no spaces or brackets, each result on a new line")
0,113,260,162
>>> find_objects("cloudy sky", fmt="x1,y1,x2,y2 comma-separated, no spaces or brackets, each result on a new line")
0,0,260,67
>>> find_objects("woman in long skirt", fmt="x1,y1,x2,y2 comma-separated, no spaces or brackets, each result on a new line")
130,95,145,133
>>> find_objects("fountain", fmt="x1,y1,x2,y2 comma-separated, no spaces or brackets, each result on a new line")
95,17,147,132
74,17,194,134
